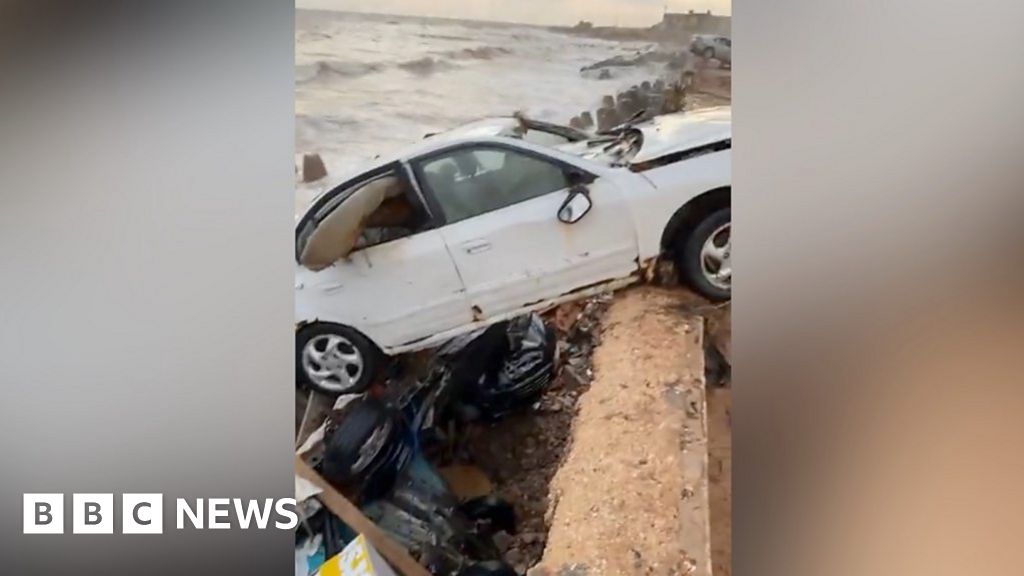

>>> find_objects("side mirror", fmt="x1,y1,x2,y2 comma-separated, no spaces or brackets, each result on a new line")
558,186,593,224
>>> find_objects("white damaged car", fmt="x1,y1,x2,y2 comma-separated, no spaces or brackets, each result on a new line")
296,108,731,393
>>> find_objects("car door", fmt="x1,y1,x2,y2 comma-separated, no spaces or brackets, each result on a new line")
295,165,472,349
412,142,638,320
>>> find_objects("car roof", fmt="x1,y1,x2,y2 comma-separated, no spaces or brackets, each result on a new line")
354,131,521,174
331,116,583,180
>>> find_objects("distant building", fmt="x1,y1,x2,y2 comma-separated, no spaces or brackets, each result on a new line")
654,9,731,37
573,20,594,31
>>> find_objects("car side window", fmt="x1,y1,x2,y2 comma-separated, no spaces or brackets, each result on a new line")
351,174,426,251
418,146,570,224
720,37,731,47
297,171,428,270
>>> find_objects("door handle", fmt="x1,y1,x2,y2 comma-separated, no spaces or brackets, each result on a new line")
461,239,492,255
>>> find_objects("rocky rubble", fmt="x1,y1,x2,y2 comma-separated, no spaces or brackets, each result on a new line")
564,49,727,133
579,49,690,74
447,295,612,573
296,287,730,576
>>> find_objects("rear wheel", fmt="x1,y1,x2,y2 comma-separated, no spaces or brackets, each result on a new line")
296,323,380,395
677,208,731,301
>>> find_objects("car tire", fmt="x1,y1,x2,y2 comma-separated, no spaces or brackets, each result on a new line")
703,47,715,60
677,207,731,302
296,323,381,395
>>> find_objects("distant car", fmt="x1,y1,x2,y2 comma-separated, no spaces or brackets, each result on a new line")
295,109,732,394
690,34,731,64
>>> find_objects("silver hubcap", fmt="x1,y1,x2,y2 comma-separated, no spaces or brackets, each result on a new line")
700,222,731,291
302,334,364,392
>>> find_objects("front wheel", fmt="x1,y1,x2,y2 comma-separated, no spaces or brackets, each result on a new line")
677,208,731,301
702,47,715,60
296,323,380,395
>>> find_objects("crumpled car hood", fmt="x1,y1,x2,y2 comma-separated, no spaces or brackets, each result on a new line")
630,106,731,164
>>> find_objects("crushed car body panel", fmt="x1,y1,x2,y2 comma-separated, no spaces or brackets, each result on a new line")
629,107,731,164
554,107,731,168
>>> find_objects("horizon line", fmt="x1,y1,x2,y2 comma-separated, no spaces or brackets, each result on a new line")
295,6,713,30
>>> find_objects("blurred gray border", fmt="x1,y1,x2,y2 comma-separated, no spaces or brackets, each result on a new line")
737,1,1024,575
0,1,294,574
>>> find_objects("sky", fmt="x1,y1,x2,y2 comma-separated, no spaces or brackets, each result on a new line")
295,0,731,28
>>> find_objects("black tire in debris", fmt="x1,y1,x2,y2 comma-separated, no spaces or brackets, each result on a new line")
296,322,381,395
677,207,731,302
320,396,411,502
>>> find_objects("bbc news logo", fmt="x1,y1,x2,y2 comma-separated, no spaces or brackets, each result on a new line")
23,494,298,534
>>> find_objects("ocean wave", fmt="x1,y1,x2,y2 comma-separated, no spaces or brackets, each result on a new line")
296,60,384,83
296,31,333,42
297,45,512,84
444,46,513,61
397,57,457,76
418,33,474,41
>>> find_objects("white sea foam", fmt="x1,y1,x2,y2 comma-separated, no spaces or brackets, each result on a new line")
296,10,671,181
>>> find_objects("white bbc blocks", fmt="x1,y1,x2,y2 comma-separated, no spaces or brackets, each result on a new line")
23,493,163,534
122,493,163,534
72,493,114,534
23,493,64,534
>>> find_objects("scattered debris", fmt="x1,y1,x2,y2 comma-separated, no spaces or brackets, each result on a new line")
296,286,729,576
437,313,557,421
297,312,567,576
448,296,611,571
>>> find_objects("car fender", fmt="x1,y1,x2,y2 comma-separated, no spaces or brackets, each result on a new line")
626,148,732,259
